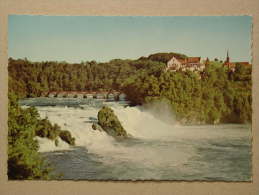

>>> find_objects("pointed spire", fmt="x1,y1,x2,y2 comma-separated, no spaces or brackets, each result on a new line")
205,57,209,66
226,49,230,63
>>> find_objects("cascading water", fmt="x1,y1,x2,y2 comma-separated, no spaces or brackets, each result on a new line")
20,98,252,181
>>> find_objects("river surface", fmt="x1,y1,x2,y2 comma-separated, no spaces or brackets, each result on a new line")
20,98,252,181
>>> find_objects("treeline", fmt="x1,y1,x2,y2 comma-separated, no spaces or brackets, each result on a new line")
139,52,188,63
8,53,187,98
123,63,252,124
8,52,252,124
8,57,165,98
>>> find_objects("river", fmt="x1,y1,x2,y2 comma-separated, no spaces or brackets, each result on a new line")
20,98,252,181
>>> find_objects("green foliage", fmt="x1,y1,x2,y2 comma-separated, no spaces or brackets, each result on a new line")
8,55,166,98
208,60,224,69
36,119,60,140
8,92,76,179
8,93,51,179
35,118,75,145
8,58,138,97
8,55,252,124
123,62,252,124
97,106,128,137
142,52,188,63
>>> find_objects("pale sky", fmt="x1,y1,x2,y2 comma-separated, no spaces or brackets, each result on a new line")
8,16,252,63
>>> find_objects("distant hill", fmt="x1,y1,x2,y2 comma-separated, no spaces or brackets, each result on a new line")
139,52,188,64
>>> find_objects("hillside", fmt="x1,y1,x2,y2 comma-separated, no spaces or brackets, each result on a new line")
8,53,252,124
139,52,188,63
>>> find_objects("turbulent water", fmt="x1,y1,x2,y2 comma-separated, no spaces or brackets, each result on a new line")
20,98,252,181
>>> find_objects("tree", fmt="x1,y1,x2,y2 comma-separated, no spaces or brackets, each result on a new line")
8,93,51,179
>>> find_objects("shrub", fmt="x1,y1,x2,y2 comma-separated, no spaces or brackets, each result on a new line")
8,93,51,179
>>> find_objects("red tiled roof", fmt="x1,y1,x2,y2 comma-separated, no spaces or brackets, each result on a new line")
224,62,236,68
186,57,201,63
224,61,251,67
177,59,186,64
235,62,251,66
174,57,200,64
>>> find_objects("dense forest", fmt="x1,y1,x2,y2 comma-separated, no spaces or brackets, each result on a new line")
9,52,252,124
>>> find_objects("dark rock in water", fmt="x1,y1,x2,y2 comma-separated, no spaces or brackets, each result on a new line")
97,106,128,138
59,130,75,146
35,118,75,146
54,139,59,146
92,123,97,130
92,123,104,132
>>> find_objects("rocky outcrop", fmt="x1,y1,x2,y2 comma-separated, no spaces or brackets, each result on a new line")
92,123,104,132
59,130,75,145
96,106,128,138
36,118,75,146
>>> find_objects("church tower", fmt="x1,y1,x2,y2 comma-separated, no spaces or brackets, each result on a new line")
205,57,209,66
224,50,230,69
226,50,230,63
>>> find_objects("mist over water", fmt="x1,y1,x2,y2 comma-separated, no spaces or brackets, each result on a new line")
21,98,252,181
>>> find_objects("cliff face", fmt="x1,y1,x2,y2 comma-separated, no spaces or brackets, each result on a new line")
97,106,128,138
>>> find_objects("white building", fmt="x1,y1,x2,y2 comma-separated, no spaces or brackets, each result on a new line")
166,56,205,72
166,57,182,71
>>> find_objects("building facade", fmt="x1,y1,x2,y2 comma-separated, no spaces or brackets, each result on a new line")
166,56,205,72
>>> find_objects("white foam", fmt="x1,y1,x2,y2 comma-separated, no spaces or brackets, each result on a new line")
35,136,70,152
35,103,250,168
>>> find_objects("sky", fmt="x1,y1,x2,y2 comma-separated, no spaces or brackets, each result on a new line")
8,16,252,63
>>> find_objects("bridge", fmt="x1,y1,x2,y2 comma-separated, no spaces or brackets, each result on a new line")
45,90,127,101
